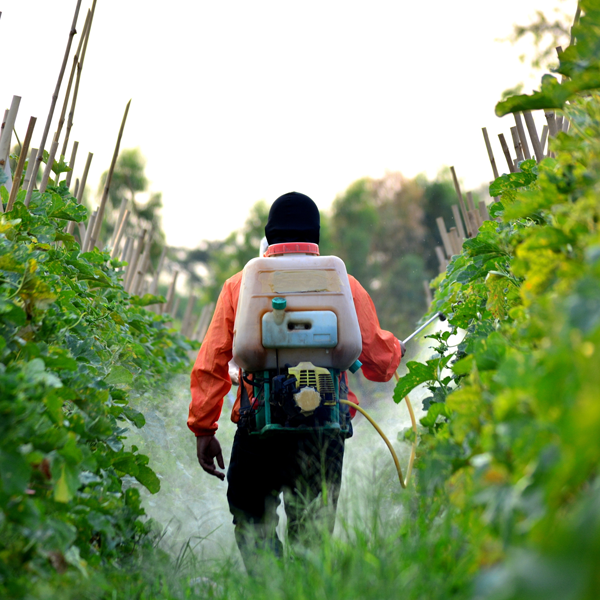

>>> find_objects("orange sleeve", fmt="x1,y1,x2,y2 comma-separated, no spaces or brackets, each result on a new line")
187,273,242,436
349,275,401,382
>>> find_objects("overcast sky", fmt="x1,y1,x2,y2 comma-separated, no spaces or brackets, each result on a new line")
2,0,574,248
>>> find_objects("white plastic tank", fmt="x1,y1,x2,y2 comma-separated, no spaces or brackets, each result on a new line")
232,244,362,372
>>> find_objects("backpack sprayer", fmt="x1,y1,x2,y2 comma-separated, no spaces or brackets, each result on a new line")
232,242,446,488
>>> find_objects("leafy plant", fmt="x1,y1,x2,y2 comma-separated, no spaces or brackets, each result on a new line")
0,182,192,597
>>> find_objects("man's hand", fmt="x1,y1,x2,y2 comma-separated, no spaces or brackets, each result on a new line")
196,435,225,480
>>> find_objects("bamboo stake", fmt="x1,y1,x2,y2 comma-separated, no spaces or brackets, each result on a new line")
422,280,433,306
39,135,59,193
82,209,97,252
194,302,215,342
479,200,490,222
510,126,524,163
466,192,481,230
56,10,91,144
435,246,447,273
62,0,96,157
513,113,531,160
125,229,146,291
77,220,86,245
541,125,549,156
76,152,93,203
481,127,499,180
7,117,36,211
164,269,180,314
172,296,182,320
556,115,564,131
498,133,516,173
0,96,21,168
448,227,462,256
0,109,8,140
110,209,130,259
136,245,153,296
65,141,78,187
181,293,197,336
89,100,131,251
149,247,167,295
451,204,466,240
523,111,544,162
570,5,582,47
545,111,558,138
120,236,132,262
436,216,454,258
23,148,38,193
131,231,152,295
111,198,128,246
73,178,80,199
449,166,472,237
25,0,82,207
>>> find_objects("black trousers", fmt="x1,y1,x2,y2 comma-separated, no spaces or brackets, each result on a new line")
226,428,345,570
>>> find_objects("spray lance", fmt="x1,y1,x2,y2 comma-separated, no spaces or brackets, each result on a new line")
339,311,447,488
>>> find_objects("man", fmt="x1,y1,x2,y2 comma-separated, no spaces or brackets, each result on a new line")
188,192,403,569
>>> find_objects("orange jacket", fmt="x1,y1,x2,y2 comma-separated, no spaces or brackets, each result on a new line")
188,270,401,436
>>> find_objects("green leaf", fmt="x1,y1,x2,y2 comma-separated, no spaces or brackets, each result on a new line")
420,402,450,428
123,406,146,428
0,450,31,495
135,465,160,494
393,361,437,402
130,293,166,307
104,365,133,386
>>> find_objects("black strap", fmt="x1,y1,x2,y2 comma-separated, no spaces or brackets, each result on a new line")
240,378,251,410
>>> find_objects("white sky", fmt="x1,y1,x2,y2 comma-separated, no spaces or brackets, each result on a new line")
2,0,574,249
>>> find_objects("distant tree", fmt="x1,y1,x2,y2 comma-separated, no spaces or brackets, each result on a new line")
97,148,165,265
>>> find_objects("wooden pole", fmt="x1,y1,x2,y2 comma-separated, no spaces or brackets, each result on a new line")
451,204,466,240
164,269,180,314
466,191,481,230
7,117,36,211
149,247,167,295
76,152,93,203
498,133,516,173
22,148,38,193
510,126,524,163
56,10,91,145
0,96,21,169
65,140,79,187
131,231,153,295
111,198,128,246
481,127,499,179
110,209,130,259
181,293,197,336
125,229,147,291
448,227,462,256
541,125,549,157
479,200,491,222
523,111,544,162
449,166,472,237
89,100,131,251
435,246,447,273
62,0,97,157
82,209,97,252
120,236,132,262
422,280,433,306
39,135,59,193
513,113,531,160
436,216,454,258
545,111,558,138
25,0,82,207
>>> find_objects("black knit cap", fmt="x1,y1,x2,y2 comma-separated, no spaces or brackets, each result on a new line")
265,192,320,245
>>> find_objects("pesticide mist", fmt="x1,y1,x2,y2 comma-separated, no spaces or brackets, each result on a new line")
125,327,449,573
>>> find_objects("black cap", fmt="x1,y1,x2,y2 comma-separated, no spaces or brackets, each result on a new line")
265,192,320,245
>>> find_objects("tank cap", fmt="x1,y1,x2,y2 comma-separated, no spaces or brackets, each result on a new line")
265,243,320,256
348,359,362,374
272,297,287,310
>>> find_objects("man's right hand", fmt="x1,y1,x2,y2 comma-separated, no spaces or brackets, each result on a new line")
196,435,225,480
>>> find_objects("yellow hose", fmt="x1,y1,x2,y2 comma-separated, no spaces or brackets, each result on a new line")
340,370,417,488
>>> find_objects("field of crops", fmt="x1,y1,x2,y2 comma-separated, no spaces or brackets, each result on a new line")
2,1,600,599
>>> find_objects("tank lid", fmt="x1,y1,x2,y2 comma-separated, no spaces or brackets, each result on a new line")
265,243,320,257
272,297,287,310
